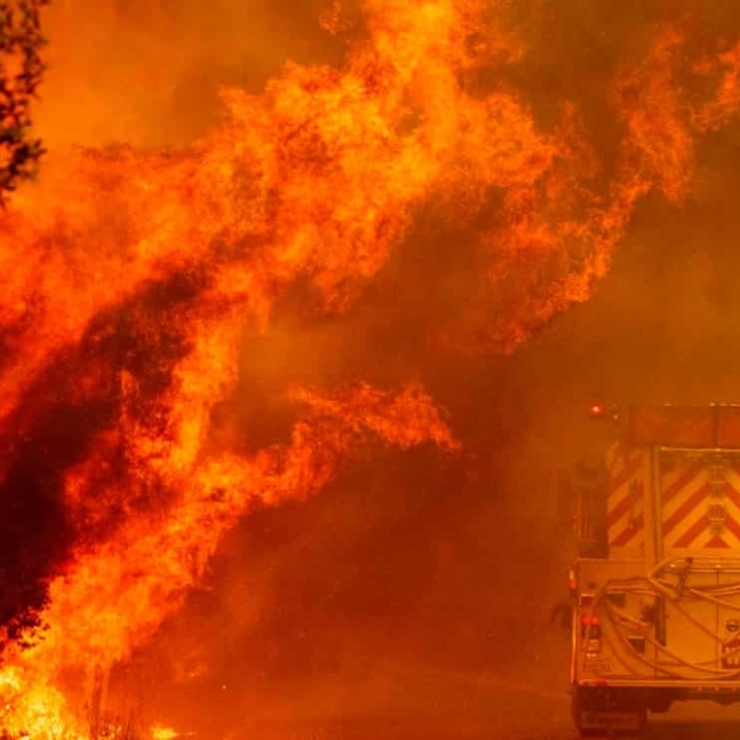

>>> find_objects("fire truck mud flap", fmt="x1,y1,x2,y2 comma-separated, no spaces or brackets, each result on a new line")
571,686,647,736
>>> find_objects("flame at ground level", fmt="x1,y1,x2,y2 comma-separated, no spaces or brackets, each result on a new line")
0,380,457,739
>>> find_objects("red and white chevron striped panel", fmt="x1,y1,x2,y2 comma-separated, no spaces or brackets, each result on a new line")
661,460,740,549
607,444,648,549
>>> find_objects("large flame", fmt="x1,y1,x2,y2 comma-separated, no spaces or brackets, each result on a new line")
435,23,740,352
0,380,457,738
3,1,740,738
0,0,513,735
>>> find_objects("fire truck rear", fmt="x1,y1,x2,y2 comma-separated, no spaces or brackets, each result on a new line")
567,404,740,735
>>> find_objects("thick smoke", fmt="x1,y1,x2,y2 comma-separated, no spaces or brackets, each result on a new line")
35,0,347,148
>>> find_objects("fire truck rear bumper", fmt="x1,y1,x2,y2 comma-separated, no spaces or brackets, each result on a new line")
575,680,740,708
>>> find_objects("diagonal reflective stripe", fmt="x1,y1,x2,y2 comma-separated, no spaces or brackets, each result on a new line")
610,513,644,547
661,462,704,505
665,491,706,544
609,454,644,495
724,482,740,511
724,515,740,543
608,482,642,527
674,514,709,548
705,534,731,549
663,483,710,537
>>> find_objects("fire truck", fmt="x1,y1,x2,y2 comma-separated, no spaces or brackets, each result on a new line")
565,404,740,735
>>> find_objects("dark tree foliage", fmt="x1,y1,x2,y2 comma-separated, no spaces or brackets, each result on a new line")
0,0,48,203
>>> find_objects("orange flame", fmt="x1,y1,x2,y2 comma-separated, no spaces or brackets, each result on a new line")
1,377,457,736
437,23,740,353
3,0,498,731
3,2,740,737
693,41,740,131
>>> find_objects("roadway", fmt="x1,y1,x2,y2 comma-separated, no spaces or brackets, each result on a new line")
215,641,740,739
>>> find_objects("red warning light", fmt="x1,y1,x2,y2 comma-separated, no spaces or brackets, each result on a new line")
589,404,606,418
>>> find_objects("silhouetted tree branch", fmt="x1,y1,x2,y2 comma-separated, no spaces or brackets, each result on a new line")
0,0,48,203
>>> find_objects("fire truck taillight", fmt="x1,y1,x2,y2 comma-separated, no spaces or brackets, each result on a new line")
581,613,602,653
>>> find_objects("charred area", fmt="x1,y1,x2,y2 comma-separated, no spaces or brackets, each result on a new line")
0,269,213,637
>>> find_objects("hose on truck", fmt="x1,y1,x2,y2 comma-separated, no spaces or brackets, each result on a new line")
585,559,740,679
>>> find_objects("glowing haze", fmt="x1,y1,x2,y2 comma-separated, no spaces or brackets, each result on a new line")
3,0,740,738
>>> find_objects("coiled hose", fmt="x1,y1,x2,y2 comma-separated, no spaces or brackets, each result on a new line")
585,558,740,679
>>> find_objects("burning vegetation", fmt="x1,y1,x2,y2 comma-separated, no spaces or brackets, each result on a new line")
0,0,47,201
4,0,740,738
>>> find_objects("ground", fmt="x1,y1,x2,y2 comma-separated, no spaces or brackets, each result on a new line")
171,626,740,740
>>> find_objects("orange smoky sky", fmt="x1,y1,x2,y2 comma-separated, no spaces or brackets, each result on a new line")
35,0,345,148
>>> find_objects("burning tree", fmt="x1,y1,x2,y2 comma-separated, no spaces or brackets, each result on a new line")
0,0,47,202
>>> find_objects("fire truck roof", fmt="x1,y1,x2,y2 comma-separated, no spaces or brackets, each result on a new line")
627,404,740,448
